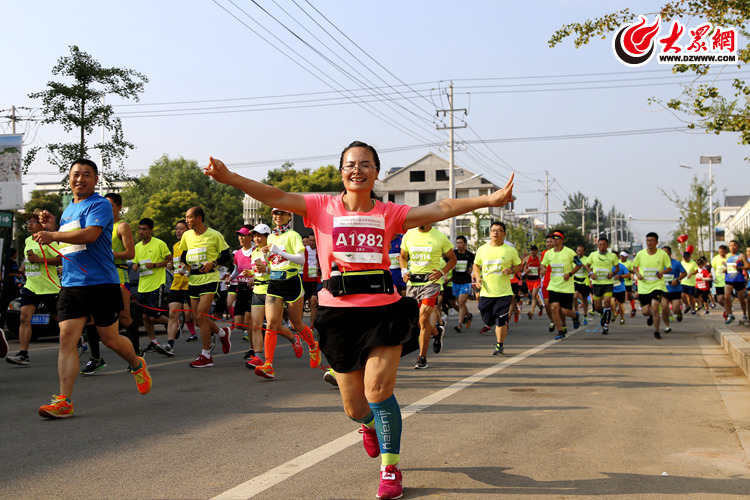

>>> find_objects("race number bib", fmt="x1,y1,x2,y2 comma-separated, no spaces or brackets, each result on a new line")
332,216,385,263
550,263,565,278
663,273,674,281
58,220,86,255
528,266,539,276
642,267,659,281
594,268,609,280
389,252,400,269
727,262,738,274
455,260,468,273
186,247,207,269
483,258,504,275
138,259,153,276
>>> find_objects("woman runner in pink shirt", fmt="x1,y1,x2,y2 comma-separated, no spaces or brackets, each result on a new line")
204,141,514,500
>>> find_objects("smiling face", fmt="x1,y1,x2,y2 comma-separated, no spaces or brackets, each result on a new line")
272,211,291,228
340,147,378,193
69,163,97,199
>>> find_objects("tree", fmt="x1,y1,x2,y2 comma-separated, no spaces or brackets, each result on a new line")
660,175,713,255
121,155,243,246
549,2,750,146
730,227,750,249
15,191,65,255
25,45,148,185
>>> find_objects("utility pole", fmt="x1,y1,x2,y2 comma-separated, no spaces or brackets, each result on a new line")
436,82,466,244
544,171,549,231
581,199,585,237
11,106,16,134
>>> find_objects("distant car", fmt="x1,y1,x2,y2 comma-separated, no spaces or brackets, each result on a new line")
4,297,59,341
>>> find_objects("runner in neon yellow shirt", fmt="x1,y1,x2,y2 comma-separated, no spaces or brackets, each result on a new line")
585,237,619,333
633,231,671,339
711,244,727,312
540,230,583,339
473,221,522,355
400,224,456,369
618,251,637,318
6,209,62,366
180,206,232,368
132,217,171,352
680,251,699,314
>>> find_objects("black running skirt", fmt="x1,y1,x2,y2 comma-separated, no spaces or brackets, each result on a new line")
314,296,420,373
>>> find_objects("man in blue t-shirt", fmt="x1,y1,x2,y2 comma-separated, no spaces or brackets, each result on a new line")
611,261,631,328
662,246,687,325
32,159,152,419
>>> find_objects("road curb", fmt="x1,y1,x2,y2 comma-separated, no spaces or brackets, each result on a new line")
714,326,750,380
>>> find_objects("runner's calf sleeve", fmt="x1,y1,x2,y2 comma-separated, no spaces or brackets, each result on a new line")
264,331,278,364
299,325,316,346
369,394,402,466
86,325,101,358
349,410,375,427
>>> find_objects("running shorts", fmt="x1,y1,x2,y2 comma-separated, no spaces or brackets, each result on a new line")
406,283,441,307
315,296,419,373
548,290,574,310
19,287,58,314
478,295,512,328
57,284,122,327
267,274,304,303
726,281,746,292
452,283,472,297
638,290,663,306
189,282,219,300
592,284,614,299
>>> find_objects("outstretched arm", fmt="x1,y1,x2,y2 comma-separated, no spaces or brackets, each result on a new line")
402,174,514,231
204,157,308,218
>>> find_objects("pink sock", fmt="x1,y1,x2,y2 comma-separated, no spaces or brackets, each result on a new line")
186,321,196,335
228,306,235,318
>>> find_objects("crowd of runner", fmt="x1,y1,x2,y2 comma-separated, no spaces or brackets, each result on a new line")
0,145,747,499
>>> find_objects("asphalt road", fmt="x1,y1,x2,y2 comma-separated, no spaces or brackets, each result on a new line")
2,305,750,499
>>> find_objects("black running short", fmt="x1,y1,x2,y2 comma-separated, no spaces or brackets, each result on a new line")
315,296,419,373
638,290,663,306
478,295,512,327
267,274,304,303
57,284,122,327
234,283,253,317
548,290,574,310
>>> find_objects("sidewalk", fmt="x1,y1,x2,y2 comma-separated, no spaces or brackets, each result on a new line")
713,312,750,381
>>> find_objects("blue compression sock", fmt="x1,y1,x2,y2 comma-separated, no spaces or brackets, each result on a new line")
369,394,402,466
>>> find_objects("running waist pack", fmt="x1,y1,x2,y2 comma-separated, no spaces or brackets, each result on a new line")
408,273,430,283
323,270,394,297
270,269,298,280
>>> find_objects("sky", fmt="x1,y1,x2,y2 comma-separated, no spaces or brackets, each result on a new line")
3,0,750,245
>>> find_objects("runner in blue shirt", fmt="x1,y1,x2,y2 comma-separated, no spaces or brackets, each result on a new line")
32,159,152,419
662,246,686,325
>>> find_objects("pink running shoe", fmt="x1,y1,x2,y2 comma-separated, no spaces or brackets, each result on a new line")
291,334,303,358
359,425,380,458
255,361,275,379
376,465,403,499
219,327,232,354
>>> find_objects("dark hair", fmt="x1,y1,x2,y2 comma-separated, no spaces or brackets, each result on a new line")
598,236,609,243
242,224,254,231
339,141,380,172
530,245,538,251
719,244,728,251
730,239,739,245
189,206,205,221
662,245,672,253
176,219,187,228
697,257,706,265
71,158,98,175
105,192,122,206
139,218,154,230
456,235,467,243
490,220,506,231
646,232,659,240
339,141,380,199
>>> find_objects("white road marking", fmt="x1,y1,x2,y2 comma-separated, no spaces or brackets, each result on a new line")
212,334,571,499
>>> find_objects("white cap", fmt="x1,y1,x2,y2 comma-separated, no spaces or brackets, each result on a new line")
619,251,629,257
271,207,291,214
252,223,272,235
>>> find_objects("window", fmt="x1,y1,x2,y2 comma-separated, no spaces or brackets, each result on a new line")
435,169,449,181
419,191,436,205
410,170,425,182
456,218,471,237
478,219,491,239
388,193,404,204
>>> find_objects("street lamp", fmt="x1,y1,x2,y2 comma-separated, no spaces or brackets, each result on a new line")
678,155,721,258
